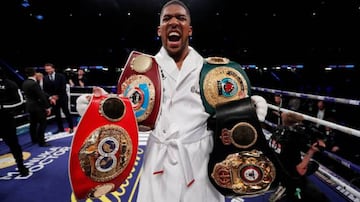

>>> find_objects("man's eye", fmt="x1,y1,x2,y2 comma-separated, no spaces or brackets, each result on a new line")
177,16,186,21
162,16,172,22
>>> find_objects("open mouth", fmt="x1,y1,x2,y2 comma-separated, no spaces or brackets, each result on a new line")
168,32,181,42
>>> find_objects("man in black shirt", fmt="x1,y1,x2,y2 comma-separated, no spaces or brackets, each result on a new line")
0,67,29,176
22,67,52,146
268,112,329,201
42,63,74,134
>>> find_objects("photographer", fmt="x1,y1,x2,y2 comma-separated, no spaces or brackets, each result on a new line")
268,112,330,201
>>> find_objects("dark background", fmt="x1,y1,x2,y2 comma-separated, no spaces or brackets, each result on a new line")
1,0,360,101
1,0,360,67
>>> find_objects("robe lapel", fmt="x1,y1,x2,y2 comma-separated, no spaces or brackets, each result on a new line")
155,46,203,90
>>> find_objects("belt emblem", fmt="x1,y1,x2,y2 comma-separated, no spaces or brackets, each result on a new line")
121,75,155,123
211,150,276,195
203,66,248,109
79,124,132,182
117,51,162,129
69,95,138,199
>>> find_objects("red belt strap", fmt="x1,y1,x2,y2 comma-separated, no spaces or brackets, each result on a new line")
69,94,138,199
117,51,162,129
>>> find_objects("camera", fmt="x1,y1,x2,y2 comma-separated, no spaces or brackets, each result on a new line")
291,123,326,152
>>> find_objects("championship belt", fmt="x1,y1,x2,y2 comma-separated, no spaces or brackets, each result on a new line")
69,94,138,199
117,51,162,129
208,97,278,196
211,150,276,195
200,57,251,116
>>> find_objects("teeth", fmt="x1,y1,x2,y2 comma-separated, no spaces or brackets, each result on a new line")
169,32,180,37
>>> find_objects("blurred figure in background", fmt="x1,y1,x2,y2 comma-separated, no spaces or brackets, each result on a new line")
35,72,44,90
22,67,52,147
268,112,330,201
288,97,301,111
69,68,87,87
313,100,336,129
43,63,74,134
322,118,340,153
267,93,283,125
0,67,29,176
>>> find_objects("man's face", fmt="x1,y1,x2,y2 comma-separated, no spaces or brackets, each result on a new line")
35,73,43,81
317,101,324,109
274,95,281,105
158,4,192,57
44,65,55,75
78,69,85,75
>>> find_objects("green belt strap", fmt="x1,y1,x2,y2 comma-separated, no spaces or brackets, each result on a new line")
199,57,252,116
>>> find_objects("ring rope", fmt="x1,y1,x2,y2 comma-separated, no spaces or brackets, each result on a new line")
252,86,360,106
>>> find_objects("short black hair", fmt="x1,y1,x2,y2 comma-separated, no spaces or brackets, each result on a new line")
160,0,191,23
44,63,55,68
24,67,36,77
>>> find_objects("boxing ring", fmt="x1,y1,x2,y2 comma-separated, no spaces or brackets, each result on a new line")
253,86,360,201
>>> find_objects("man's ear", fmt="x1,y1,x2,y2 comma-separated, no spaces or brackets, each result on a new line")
189,26,193,36
157,26,161,36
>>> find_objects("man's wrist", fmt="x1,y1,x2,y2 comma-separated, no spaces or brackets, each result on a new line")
307,149,315,156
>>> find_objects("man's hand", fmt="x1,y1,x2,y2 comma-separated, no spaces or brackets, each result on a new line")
79,80,85,87
310,139,326,153
49,95,59,105
76,94,91,116
45,108,51,116
76,86,109,116
93,86,108,97
50,98,56,105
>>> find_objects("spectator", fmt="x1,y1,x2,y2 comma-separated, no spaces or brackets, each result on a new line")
35,72,44,90
42,63,74,134
69,68,87,87
322,118,340,153
267,93,283,125
314,100,334,129
288,97,301,111
22,67,52,147
0,66,29,176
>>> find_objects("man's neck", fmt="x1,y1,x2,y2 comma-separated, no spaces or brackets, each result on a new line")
173,48,190,70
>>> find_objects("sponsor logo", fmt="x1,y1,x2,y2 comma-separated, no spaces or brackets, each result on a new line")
0,147,70,180
0,152,31,169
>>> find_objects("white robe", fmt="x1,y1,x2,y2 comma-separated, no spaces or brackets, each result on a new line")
136,47,224,202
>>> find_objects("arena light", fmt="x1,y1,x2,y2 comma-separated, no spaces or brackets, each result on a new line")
327,64,354,69
35,14,44,20
280,65,304,69
241,64,257,69
21,0,30,8
342,64,354,69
